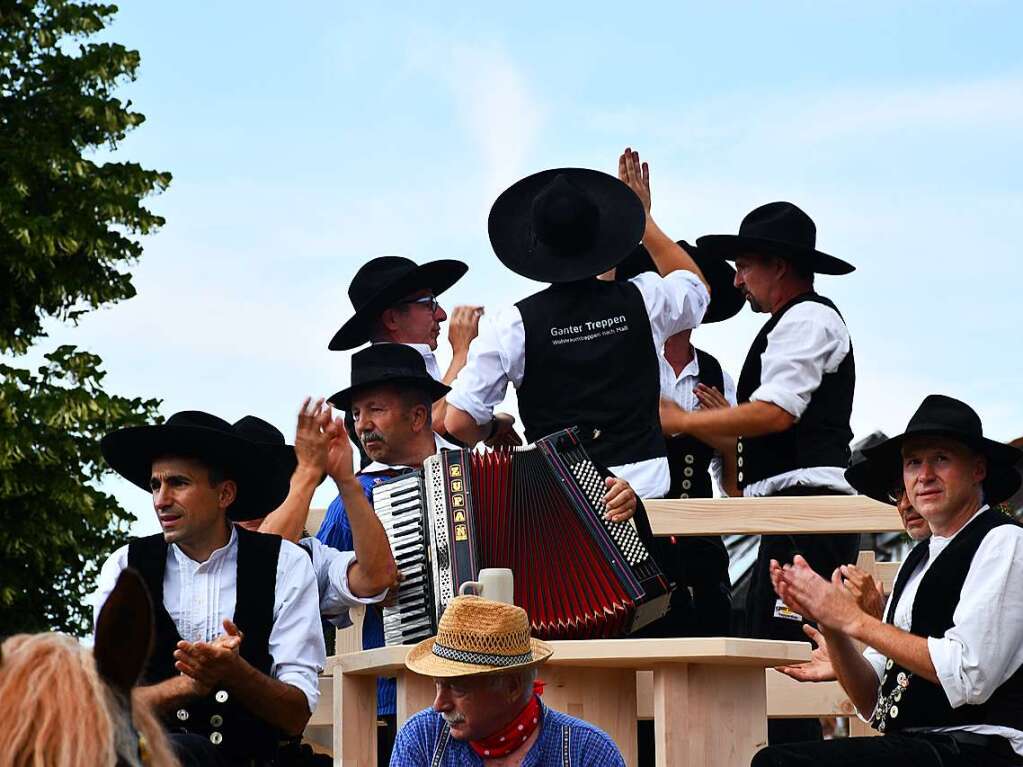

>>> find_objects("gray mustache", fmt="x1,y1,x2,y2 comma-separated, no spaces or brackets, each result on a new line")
360,431,385,445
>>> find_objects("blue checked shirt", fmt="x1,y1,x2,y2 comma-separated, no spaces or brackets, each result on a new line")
389,701,626,766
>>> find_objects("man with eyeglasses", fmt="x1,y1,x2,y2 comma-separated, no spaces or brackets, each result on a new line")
328,256,519,449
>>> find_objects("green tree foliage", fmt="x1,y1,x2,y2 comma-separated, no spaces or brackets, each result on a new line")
0,1,169,634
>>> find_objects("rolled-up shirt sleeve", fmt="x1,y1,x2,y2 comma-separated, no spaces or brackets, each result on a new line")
749,301,850,420
629,270,709,345
446,307,525,426
301,537,387,628
927,526,1023,708
270,541,327,713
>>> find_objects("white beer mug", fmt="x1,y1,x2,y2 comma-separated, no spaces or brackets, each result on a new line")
459,568,514,605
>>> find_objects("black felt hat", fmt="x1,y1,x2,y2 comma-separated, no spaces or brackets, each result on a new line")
101,411,275,522
488,168,645,283
232,416,298,519
328,343,450,411
615,240,745,323
697,201,854,276
845,431,899,505
861,395,1022,507
328,256,468,351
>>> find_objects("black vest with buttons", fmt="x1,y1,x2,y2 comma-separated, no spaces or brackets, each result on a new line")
516,278,664,469
735,292,854,491
665,347,723,499
127,526,283,764
873,509,1023,734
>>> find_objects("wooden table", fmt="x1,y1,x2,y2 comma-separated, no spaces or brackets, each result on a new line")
333,637,809,767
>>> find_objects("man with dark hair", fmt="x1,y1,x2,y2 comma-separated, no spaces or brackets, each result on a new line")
659,200,857,743
94,412,325,766
757,395,1023,767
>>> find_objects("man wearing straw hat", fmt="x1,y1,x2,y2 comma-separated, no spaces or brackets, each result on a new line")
391,595,626,766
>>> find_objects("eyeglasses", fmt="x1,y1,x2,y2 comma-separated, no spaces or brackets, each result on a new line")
887,485,906,504
399,295,439,313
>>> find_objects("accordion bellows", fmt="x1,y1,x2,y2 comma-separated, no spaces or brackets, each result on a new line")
375,429,671,645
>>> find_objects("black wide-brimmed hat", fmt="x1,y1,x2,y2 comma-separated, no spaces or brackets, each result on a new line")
232,416,298,519
615,240,744,323
845,431,898,505
861,395,1022,507
328,343,450,411
101,411,275,521
488,168,645,283
697,201,854,276
328,256,468,351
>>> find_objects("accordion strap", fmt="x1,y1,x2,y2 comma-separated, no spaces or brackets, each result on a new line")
431,722,451,767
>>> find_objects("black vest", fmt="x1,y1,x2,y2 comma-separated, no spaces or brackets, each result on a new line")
735,292,854,490
128,527,283,763
874,509,1023,733
664,347,724,500
516,278,664,468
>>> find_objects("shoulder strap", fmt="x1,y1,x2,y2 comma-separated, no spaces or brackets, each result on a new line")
885,539,930,623
693,347,724,393
431,722,451,767
561,724,573,767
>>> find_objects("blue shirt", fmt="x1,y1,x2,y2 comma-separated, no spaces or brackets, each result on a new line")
316,471,398,716
389,701,626,766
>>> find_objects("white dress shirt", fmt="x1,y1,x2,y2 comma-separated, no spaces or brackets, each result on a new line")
297,536,387,628
743,300,854,496
861,508,1023,755
659,352,737,496
447,270,710,498
405,343,443,382
93,527,326,713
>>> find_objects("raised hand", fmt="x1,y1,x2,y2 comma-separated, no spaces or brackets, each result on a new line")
294,397,331,476
839,564,886,620
173,618,244,688
448,305,484,357
776,624,836,683
324,414,356,485
618,147,651,214
602,476,637,523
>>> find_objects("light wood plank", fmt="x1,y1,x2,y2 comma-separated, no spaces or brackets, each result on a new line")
396,672,436,723
876,561,901,594
646,495,903,536
654,663,767,767
543,666,638,765
336,665,376,767
307,506,327,536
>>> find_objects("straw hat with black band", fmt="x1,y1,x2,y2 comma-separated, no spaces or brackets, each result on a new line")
101,411,279,521
697,201,855,276
328,256,468,351
406,596,552,678
855,395,1022,507
327,342,450,412
615,240,745,323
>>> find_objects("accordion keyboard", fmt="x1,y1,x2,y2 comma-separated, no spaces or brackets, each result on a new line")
373,474,436,645
567,459,648,567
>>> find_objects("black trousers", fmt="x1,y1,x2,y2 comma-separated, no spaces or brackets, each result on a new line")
752,732,1023,766
168,733,230,767
744,486,861,746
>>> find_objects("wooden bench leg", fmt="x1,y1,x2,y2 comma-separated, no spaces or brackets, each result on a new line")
336,668,377,767
654,663,768,767
541,666,637,765
396,671,437,726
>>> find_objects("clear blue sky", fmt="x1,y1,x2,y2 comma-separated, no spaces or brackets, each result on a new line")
41,1,1023,535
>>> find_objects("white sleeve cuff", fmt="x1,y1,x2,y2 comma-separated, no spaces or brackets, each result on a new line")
445,387,494,426
749,385,804,420
928,635,968,708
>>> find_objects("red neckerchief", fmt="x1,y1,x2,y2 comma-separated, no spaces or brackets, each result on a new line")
468,680,545,760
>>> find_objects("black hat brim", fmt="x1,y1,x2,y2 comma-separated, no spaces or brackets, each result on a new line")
616,241,745,323
844,458,900,505
695,234,855,276
101,424,274,521
488,168,645,283
862,430,1023,507
327,376,451,412
328,259,468,351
